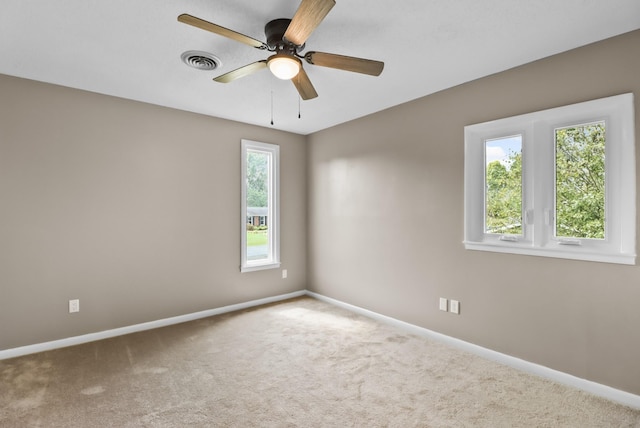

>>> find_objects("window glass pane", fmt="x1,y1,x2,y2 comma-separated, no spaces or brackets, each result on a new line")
246,150,270,261
555,122,605,239
485,135,522,235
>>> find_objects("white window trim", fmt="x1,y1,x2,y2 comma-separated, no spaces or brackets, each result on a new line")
241,139,280,272
464,93,636,265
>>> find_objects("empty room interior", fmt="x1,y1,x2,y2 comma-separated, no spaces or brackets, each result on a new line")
2,0,640,426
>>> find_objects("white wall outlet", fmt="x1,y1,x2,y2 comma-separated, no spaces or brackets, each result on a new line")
450,299,460,314
282,269,288,279
69,299,80,313
439,297,448,312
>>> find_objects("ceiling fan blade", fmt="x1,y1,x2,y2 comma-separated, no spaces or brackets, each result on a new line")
213,61,268,83
291,67,318,100
178,14,267,49
284,0,335,46
305,51,384,76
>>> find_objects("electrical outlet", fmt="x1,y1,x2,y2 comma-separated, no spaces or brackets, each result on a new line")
439,298,448,312
69,299,80,313
450,299,460,315
282,269,288,279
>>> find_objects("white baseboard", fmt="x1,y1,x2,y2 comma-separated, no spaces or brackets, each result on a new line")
0,290,306,361
305,291,640,410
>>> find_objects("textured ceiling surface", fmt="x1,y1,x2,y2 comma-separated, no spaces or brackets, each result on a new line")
1,0,639,135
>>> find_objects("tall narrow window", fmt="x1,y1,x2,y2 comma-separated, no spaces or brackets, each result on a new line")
241,140,280,272
555,122,605,240
485,135,523,235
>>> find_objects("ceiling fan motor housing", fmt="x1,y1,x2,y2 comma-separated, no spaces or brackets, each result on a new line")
265,18,303,52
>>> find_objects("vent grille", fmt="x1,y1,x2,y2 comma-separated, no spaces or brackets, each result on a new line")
181,51,221,71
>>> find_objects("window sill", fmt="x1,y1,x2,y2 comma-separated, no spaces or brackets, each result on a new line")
241,262,281,273
463,241,635,265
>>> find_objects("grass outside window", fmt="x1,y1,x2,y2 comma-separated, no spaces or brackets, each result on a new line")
247,230,268,247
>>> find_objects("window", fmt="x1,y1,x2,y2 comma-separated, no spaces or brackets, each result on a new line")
241,139,280,272
464,93,635,264
555,122,605,240
485,135,523,236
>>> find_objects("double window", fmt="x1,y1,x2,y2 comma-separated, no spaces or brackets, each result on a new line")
464,93,635,264
241,140,280,272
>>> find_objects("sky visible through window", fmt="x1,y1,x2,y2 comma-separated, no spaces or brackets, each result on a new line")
485,135,521,167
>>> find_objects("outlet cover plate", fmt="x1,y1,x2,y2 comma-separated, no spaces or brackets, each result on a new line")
450,299,460,314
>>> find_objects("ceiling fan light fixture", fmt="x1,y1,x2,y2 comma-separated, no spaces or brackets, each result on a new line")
267,53,301,80
178,0,383,100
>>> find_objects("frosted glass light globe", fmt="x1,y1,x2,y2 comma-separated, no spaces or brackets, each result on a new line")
268,54,301,80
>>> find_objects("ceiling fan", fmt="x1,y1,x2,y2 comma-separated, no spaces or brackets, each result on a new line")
178,0,384,100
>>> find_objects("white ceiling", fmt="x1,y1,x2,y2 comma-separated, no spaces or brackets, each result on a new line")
1,1,639,135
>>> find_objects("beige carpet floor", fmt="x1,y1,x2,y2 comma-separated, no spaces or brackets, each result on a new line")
1,296,639,427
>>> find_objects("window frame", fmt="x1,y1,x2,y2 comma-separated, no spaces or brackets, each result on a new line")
464,93,635,265
241,139,280,272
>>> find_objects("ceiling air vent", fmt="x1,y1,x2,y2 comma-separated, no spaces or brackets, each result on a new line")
181,51,221,71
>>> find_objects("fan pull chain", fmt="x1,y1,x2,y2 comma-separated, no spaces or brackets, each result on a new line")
298,95,301,119
270,90,274,126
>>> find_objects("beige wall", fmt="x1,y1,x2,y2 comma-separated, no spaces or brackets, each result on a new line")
0,74,307,350
307,30,640,395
